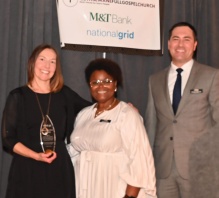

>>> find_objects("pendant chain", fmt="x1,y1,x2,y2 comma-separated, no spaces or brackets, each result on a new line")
95,98,117,118
35,92,51,120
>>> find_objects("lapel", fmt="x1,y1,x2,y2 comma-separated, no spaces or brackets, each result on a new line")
162,67,174,115
175,61,200,116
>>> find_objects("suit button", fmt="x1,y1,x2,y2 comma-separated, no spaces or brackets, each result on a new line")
173,120,177,123
170,137,173,140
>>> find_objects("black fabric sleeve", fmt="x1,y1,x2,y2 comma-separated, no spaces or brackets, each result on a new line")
1,89,22,152
62,85,92,114
62,85,92,143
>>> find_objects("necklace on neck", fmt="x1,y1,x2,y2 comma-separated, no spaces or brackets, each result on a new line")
35,92,51,124
95,98,117,118
35,92,56,153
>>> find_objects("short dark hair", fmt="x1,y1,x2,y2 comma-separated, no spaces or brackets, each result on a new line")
168,22,197,41
85,58,123,87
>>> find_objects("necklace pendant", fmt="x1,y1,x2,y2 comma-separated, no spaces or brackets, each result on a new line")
40,115,56,153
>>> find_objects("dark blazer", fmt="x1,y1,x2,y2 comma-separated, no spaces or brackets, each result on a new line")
145,61,219,179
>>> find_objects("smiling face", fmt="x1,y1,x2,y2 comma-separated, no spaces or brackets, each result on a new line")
33,48,57,83
89,70,117,105
168,26,197,67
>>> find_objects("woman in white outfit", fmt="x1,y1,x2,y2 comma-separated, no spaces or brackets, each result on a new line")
68,58,157,198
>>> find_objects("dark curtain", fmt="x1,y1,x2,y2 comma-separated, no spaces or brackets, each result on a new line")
0,0,219,197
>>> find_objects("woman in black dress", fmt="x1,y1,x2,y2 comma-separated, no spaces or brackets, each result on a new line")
1,44,91,198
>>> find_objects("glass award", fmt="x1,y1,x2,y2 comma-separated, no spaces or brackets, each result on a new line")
40,115,56,154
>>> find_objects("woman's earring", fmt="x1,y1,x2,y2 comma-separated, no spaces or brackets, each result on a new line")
114,88,117,92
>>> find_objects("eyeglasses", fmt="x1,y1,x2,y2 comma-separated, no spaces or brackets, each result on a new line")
90,79,114,87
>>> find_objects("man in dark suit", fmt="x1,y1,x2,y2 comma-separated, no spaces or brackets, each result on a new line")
145,22,219,198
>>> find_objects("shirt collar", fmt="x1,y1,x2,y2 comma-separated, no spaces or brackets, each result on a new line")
170,59,194,74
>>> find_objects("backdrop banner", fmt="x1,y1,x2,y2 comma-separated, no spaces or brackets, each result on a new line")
56,0,160,50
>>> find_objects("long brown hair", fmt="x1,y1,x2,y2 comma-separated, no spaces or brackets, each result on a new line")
27,44,64,92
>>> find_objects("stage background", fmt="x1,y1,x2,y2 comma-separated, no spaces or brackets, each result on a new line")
1,0,219,197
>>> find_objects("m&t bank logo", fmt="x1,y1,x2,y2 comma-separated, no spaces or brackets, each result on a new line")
90,12,132,24
90,13,111,22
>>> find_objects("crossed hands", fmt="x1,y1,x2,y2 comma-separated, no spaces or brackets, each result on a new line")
36,151,57,164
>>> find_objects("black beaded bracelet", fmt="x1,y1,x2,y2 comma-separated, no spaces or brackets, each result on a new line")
123,195,136,198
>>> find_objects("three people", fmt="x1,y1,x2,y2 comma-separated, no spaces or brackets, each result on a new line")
1,44,91,198
2,21,217,198
68,58,157,198
145,22,219,198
